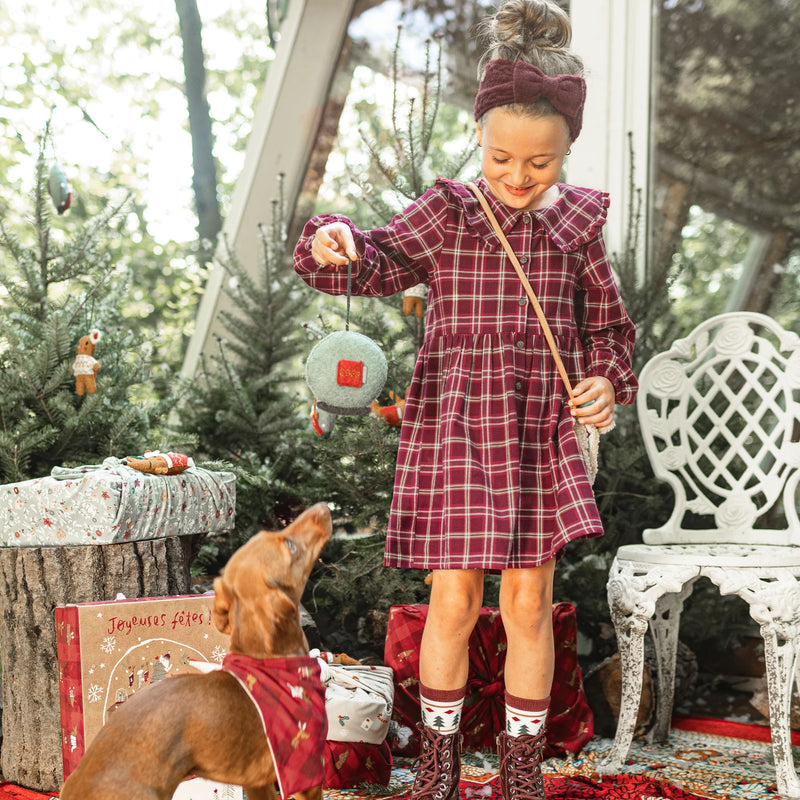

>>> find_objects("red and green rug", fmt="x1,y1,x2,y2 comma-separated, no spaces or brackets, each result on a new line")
5,717,797,800
324,717,798,800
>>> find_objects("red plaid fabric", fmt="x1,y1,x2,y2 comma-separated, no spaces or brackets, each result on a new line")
383,603,593,758
323,740,392,788
295,178,637,570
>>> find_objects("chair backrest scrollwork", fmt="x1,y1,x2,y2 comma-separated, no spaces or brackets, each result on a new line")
638,312,800,546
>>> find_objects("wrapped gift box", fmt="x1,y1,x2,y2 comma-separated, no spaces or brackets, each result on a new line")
56,594,231,780
384,602,593,757
316,657,394,744
323,740,392,788
0,458,235,547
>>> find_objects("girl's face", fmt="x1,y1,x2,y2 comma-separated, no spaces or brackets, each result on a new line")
477,108,571,211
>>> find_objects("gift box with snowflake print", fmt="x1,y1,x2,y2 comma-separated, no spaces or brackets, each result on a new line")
56,593,230,780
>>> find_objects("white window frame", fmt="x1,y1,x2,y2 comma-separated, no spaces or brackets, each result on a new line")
569,0,653,268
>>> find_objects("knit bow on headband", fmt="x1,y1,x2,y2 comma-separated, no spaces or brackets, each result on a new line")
473,59,586,142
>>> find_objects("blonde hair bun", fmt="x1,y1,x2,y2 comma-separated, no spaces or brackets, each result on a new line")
478,0,583,79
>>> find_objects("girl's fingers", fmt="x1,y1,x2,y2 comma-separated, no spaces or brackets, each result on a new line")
313,225,357,266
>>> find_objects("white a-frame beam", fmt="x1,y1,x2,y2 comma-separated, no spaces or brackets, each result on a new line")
181,0,354,379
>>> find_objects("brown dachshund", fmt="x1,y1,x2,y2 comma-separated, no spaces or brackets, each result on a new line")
59,502,333,800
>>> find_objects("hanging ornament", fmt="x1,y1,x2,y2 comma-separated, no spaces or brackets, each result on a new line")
304,258,387,416
370,389,408,427
402,284,427,318
310,399,337,439
73,329,101,395
48,161,73,214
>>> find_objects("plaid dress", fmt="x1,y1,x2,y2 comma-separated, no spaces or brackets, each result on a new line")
294,178,637,571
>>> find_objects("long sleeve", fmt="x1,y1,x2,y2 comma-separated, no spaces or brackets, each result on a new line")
574,234,638,405
293,187,449,298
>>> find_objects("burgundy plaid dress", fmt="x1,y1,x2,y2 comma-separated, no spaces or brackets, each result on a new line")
294,178,637,571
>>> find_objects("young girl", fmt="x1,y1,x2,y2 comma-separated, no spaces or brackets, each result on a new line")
294,1,637,797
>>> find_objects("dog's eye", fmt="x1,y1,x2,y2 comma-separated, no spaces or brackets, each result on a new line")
285,538,297,554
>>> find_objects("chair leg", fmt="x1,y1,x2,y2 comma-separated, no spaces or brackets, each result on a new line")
705,567,800,798
648,584,694,744
762,628,800,797
597,600,647,773
600,558,698,774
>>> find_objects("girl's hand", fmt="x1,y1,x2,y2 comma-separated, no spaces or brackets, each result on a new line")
311,222,358,267
570,376,616,431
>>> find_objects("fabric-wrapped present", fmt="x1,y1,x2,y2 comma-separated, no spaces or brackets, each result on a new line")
0,458,235,547
312,652,394,744
384,603,593,757
323,740,392,788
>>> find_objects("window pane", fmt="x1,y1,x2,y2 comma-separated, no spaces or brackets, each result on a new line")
651,0,799,331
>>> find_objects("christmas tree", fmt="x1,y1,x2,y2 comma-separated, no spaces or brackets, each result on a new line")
176,180,320,555
288,33,479,640
0,131,168,484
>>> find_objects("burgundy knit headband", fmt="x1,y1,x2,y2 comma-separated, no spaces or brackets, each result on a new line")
474,59,586,141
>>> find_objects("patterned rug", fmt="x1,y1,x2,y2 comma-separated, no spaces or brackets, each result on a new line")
324,718,798,800
539,721,792,800
324,756,707,800
5,718,795,800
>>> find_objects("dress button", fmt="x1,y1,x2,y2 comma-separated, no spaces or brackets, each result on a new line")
516,340,525,349
523,213,532,224
515,381,523,391
518,297,527,306
519,255,529,264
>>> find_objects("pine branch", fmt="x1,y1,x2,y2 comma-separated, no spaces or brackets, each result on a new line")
420,36,443,157
406,98,420,196
390,24,405,164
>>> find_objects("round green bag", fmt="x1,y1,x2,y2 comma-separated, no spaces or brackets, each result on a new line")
304,258,387,416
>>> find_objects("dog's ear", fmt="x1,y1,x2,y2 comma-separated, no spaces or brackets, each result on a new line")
235,588,307,658
211,574,233,636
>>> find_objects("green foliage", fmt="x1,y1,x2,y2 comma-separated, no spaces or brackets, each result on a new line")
310,30,479,229
0,133,170,483
353,29,478,222
304,533,430,656
177,183,317,559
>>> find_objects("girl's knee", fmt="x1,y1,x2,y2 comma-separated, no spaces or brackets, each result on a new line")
499,566,554,630
428,570,483,633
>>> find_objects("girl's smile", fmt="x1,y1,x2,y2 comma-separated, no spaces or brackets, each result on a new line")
477,108,572,211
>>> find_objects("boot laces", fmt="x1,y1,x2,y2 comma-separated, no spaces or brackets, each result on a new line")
501,735,545,799
412,728,458,800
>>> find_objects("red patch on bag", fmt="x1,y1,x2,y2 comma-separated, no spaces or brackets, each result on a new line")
337,360,364,388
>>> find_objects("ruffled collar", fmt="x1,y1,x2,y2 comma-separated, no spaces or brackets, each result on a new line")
439,177,609,253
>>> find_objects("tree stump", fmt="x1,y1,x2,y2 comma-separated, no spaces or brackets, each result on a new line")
0,534,204,791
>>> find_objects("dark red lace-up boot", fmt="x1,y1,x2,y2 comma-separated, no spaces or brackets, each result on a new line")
497,729,547,800
411,723,462,800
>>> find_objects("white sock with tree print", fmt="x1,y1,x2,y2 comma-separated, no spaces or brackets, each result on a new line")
505,692,549,737
419,683,466,735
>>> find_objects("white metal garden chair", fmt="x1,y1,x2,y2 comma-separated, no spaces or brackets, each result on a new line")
599,312,800,796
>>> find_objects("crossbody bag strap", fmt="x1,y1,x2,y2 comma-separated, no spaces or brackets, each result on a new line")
466,181,576,400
